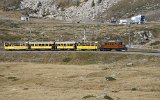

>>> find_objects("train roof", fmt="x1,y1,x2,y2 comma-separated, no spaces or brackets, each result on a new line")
107,40,123,43
28,41,54,44
55,41,76,44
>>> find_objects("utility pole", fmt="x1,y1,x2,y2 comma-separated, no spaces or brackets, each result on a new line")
128,24,131,48
29,28,32,41
27,28,32,42
83,28,86,43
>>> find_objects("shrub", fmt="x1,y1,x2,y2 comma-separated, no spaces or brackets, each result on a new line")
150,41,160,46
104,95,113,100
63,57,71,63
82,95,95,99
105,77,116,81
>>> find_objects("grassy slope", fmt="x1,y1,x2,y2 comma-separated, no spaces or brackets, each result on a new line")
0,52,159,64
0,55,159,100
0,0,80,10
0,0,22,9
103,0,160,21
0,17,160,49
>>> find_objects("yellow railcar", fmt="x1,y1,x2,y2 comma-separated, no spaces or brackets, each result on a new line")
76,41,98,50
55,41,76,50
29,42,54,50
4,42,28,50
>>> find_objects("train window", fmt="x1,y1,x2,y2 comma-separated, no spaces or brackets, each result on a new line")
15,44,18,46
35,44,39,46
49,44,52,46
42,44,44,46
5,44,9,46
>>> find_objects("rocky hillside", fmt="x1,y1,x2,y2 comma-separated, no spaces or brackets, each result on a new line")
19,0,120,22
1,0,160,22
19,0,160,22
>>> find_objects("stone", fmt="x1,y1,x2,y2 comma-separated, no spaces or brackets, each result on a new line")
127,63,133,66
20,0,120,21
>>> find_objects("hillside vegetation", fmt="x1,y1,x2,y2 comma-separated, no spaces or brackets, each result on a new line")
0,0,21,10
0,0,82,10
103,0,160,21
0,52,159,64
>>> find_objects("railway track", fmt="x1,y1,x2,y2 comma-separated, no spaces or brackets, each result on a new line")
0,50,160,56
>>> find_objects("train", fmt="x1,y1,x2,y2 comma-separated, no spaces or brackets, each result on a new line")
3,40,127,51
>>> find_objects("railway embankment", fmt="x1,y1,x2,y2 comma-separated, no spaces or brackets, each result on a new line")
0,51,159,65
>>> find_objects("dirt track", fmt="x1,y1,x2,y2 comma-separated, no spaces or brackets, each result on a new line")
0,59,160,100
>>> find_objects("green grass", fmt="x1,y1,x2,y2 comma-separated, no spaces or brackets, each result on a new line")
0,52,159,65
0,0,22,10
0,19,19,28
150,41,160,46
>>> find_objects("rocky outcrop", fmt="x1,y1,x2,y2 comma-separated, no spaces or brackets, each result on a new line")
20,0,58,18
20,0,120,21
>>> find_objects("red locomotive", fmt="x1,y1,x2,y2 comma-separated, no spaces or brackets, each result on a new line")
99,40,127,51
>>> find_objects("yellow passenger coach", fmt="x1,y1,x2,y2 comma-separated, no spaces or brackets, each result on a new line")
28,41,54,50
4,42,28,50
55,41,76,50
76,41,98,50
